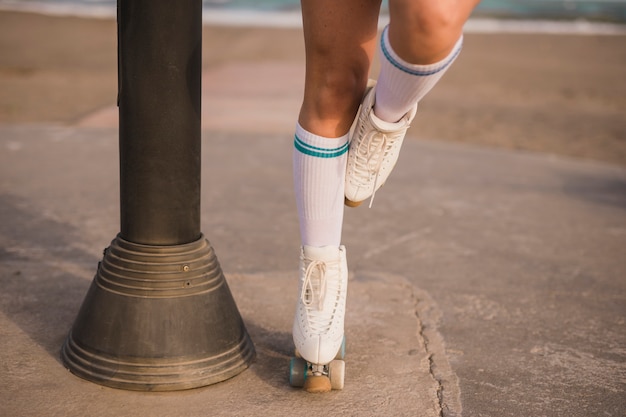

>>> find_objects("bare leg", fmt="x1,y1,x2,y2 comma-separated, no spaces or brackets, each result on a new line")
298,0,382,138
388,0,481,64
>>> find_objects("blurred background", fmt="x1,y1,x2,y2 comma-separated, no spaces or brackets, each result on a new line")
0,0,625,164
1,0,626,21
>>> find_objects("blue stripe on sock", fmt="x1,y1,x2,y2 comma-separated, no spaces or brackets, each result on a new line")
294,135,349,159
380,26,462,77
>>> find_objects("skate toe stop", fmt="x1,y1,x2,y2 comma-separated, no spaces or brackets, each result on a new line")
344,197,363,208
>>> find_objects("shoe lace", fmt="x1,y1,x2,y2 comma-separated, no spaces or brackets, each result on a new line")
353,125,394,208
301,260,327,310
300,258,342,334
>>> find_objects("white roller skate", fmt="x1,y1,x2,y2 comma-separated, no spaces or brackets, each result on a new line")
290,245,348,393
345,81,417,208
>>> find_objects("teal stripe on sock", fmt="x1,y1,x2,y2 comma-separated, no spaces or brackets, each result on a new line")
381,26,462,77
294,135,348,159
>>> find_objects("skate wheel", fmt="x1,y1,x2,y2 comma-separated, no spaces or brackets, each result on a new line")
328,360,345,390
289,357,307,387
335,337,346,360
303,374,332,393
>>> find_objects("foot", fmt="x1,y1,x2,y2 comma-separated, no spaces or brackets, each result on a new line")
292,245,348,366
345,81,417,207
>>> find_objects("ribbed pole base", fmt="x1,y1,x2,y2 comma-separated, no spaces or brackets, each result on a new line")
61,235,255,391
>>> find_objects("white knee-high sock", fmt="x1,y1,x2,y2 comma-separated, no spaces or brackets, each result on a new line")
374,26,463,123
293,123,348,248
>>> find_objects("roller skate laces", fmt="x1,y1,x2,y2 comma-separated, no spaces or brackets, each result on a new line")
290,245,347,392
345,81,417,208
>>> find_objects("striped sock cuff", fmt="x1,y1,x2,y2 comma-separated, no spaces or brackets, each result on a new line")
293,123,347,247
380,25,463,77
293,124,349,159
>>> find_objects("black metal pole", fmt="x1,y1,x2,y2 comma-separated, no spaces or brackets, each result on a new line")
61,0,255,391
118,0,202,245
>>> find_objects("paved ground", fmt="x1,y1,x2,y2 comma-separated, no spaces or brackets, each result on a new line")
1,122,624,416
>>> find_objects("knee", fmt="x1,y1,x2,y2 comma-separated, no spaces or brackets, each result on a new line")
307,41,370,103
313,67,366,110
302,63,369,130
300,32,374,135
395,0,469,35
390,0,474,60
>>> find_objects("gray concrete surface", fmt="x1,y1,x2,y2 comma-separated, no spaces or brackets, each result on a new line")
1,125,625,416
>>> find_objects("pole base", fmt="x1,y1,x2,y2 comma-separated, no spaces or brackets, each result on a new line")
61,235,255,391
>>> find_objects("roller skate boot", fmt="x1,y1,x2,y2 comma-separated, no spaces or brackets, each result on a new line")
345,81,417,208
290,245,348,392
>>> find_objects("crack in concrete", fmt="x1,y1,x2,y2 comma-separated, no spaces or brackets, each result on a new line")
411,284,463,417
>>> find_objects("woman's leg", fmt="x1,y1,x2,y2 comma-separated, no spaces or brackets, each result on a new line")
299,0,382,138
388,0,480,64
345,0,480,207
374,0,480,122
294,0,381,248
291,0,381,391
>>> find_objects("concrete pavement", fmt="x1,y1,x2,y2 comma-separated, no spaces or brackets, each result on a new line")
0,123,624,416
1,60,626,417
0,126,453,417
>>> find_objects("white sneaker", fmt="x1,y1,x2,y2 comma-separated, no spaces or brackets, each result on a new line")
345,81,417,207
292,245,348,365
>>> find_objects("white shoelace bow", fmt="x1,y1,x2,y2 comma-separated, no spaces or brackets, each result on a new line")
301,260,327,311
